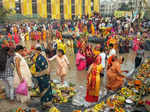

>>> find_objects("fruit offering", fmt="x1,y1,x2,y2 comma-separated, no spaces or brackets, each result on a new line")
49,106,60,112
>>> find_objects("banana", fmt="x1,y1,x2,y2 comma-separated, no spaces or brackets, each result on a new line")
49,107,60,112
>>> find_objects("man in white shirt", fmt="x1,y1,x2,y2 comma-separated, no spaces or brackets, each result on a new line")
108,44,116,58
35,40,41,48
100,48,106,69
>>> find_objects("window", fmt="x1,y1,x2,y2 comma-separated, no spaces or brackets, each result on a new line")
60,0,64,19
15,0,21,14
82,0,85,15
72,0,75,18
47,0,51,18
32,0,37,14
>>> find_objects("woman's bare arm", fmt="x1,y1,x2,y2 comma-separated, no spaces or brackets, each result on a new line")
15,57,23,82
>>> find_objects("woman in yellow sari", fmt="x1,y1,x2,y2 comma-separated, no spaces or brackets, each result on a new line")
38,31,41,40
91,23,95,36
85,56,102,102
43,30,47,41
25,32,30,41
83,25,87,33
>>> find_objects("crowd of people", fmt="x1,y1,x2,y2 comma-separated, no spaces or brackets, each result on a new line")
0,14,149,109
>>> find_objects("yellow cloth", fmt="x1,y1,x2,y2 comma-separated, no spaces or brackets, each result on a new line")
30,54,38,75
91,24,95,36
88,64,102,96
25,33,29,40
30,64,36,75
67,40,73,54
109,38,117,44
93,50,100,56
57,42,66,54
83,26,87,33
43,31,46,40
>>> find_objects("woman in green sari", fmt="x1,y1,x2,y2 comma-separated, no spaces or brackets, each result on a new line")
34,47,53,109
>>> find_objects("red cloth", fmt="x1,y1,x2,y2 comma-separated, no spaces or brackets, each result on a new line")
77,41,81,48
56,30,62,40
85,46,94,66
8,33,12,40
85,91,98,102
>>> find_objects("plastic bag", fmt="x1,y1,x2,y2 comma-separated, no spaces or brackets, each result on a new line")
16,80,28,96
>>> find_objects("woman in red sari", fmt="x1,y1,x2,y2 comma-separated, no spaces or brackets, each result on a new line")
85,56,103,102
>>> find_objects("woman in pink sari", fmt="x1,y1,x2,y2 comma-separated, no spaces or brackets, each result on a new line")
35,31,39,40
76,49,86,71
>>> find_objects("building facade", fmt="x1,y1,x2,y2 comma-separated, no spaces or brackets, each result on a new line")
0,0,100,19
100,1,116,16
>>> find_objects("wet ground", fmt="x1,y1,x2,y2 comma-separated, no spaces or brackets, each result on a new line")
0,40,150,112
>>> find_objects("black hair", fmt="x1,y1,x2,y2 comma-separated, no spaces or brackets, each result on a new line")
37,40,40,43
58,49,65,55
122,57,125,63
0,47,9,71
35,47,42,51
15,45,24,52
132,111,143,112
109,44,113,48
45,49,50,55
100,48,104,52
139,44,144,49
112,56,117,62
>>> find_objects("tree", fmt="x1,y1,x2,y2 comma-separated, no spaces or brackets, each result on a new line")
0,8,14,24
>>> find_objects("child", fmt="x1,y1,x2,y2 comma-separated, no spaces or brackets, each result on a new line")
49,49,70,83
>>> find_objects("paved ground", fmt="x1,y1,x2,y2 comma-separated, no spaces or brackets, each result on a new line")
0,40,150,112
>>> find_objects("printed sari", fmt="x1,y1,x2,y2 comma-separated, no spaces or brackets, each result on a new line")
35,54,53,106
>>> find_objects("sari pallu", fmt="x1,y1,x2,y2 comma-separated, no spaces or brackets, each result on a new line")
36,75,53,104
35,54,53,105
